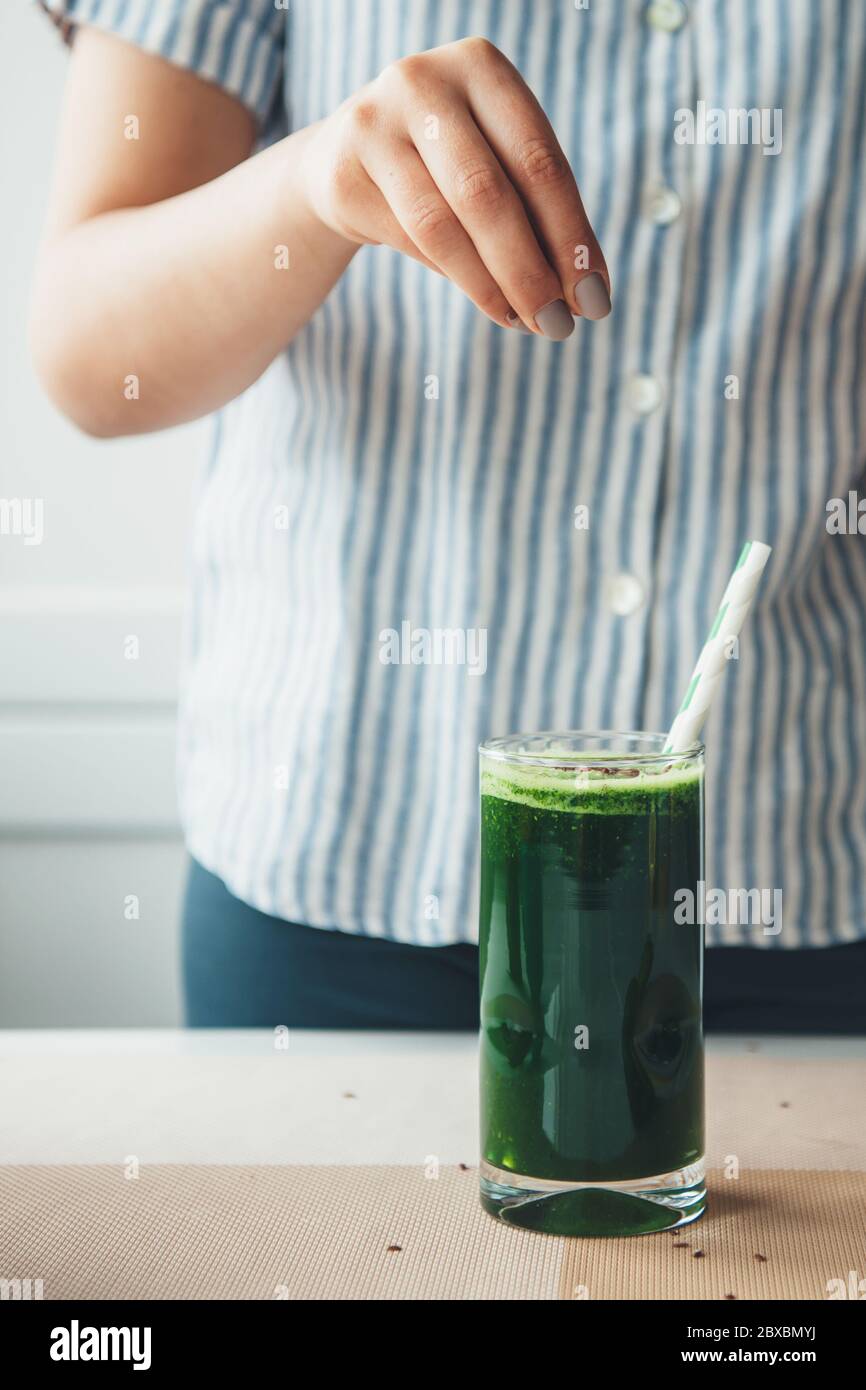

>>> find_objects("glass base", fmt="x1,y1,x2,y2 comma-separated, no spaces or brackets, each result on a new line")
480,1158,706,1237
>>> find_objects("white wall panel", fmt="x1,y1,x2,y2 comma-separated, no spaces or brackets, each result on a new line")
0,7,201,1026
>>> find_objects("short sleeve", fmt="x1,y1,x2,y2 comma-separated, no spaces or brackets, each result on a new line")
37,1,286,131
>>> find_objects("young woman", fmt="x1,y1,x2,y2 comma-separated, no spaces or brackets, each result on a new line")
32,2,866,1032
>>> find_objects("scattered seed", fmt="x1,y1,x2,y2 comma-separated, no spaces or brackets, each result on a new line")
693,1250,705,1259
458,1163,470,1171
780,1101,791,1108
724,1293,737,1300
581,765,641,778
672,1242,690,1248
342,1092,357,1099
387,1245,402,1253
755,1253,768,1262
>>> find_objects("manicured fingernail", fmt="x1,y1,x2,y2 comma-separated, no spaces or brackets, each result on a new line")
534,299,575,340
574,273,611,321
506,311,532,334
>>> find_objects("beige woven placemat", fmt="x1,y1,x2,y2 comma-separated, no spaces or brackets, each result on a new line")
1,1163,864,1300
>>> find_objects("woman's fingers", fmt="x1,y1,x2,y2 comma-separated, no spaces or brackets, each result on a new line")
409,103,574,338
379,56,574,339
455,40,610,321
360,138,516,327
313,138,443,272
310,37,610,337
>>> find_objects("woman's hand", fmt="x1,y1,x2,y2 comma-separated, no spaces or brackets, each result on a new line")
301,37,611,340
31,29,609,439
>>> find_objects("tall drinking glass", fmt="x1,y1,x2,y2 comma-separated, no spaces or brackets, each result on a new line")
479,731,705,1236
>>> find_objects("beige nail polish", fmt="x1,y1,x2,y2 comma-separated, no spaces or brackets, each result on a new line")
534,300,575,341
574,273,612,321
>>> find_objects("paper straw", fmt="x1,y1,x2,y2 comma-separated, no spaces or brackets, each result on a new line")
664,540,772,754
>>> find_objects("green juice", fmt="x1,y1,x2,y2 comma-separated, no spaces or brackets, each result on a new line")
479,735,705,1236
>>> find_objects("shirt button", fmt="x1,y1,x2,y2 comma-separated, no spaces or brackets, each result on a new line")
606,572,646,617
644,185,682,226
646,0,688,33
627,373,664,415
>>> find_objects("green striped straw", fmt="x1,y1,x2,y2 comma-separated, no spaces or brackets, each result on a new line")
664,540,772,754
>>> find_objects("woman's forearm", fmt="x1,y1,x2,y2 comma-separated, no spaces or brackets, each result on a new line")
29,125,357,438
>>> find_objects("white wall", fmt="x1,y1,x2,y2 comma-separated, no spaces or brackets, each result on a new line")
0,4,206,1024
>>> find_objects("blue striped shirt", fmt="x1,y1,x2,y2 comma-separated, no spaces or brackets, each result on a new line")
44,0,866,949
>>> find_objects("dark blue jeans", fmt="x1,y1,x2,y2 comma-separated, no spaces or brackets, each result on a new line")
182,857,478,1028
182,858,866,1032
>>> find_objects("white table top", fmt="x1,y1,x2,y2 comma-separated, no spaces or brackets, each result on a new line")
2,1029,864,1167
